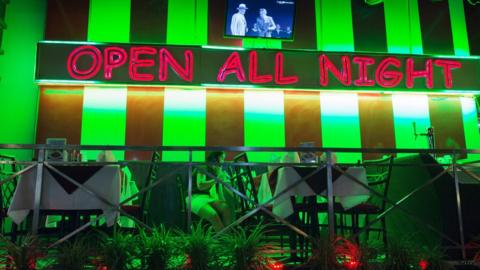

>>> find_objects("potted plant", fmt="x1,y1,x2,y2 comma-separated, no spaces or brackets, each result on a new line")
220,224,274,270
50,235,92,270
180,222,220,270
383,241,418,270
136,225,176,270
96,230,135,270
417,247,455,270
302,236,337,270
0,234,43,270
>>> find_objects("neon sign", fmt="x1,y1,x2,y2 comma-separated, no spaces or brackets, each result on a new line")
36,42,480,92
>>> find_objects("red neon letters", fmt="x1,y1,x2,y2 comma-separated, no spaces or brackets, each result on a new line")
104,47,127,80
217,51,297,85
217,52,246,82
319,54,351,86
353,56,375,87
375,57,403,88
275,53,298,85
249,51,272,83
66,45,462,89
406,58,433,88
67,45,194,82
159,48,194,82
67,45,103,80
433,59,461,89
129,47,156,81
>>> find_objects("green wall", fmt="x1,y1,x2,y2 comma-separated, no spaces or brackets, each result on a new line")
80,0,131,161
0,0,46,160
0,0,479,163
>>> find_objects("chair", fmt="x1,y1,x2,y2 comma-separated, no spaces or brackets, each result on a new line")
120,151,160,225
232,153,259,216
342,155,394,247
0,154,20,240
232,153,290,258
289,156,393,258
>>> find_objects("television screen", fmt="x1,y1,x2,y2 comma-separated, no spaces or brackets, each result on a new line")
225,0,296,40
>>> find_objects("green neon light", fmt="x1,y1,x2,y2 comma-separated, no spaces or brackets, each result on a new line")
166,0,208,45
244,90,285,162
461,98,480,160
384,0,423,54
320,92,362,163
37,80,99,85
162,88,206,162
315,0,323,51
319,0,354,52
200,83,255,89
43,89,84,95
81,87,128,161
40,40,102,45
201,45,245,51
243,39,282,50
448,0,470,56
392,94,431,154
88,0,131,43
38,80,479,96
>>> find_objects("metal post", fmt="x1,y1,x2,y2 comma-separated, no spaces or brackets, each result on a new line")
187,150,193,231
32,149,45,234
452,153,466,259
326,151,335,241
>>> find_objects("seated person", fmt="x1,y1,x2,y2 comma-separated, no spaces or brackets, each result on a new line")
188,151,234,231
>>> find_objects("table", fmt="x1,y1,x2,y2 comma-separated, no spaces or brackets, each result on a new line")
8,165,122,227
258,166,370,218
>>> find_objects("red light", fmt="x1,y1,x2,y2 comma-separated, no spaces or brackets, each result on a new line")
375,57,403,88
275,52,298,85
67,45,102,80
419,259,429,270
345,260,360,270
268,261,284,270
217,51,246,82
249,51,273,83
129,46,156,81
433,59,461,89
406,58,433,88
319,54,352,86
104,47,127,80
159,48,194,82
353,56,375,87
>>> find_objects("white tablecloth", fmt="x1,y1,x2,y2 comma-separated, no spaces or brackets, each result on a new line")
258,166,370,218
8,165,121,226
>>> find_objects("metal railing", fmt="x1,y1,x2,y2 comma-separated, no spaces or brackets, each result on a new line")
0,144,479,260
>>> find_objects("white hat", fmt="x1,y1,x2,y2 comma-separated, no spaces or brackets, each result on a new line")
237,3,248,9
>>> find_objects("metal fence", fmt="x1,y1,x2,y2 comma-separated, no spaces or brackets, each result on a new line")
0,144,479,260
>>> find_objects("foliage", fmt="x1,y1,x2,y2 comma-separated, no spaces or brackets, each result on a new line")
333,237,362,270
180,222,220,270
52,236,92,270
0,234,42,270
304,236,338,270
220,225,275,270
96,230,135,270
136,226,177,270
418,246,455,270
383,241,418,270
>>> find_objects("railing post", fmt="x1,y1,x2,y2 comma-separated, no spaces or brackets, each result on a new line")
32,149,45,235
452,152,466,259
187,149,193,232
326,151,335,241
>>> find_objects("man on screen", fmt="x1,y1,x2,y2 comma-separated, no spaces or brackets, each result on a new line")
230,3,248,36
253,8,276,37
